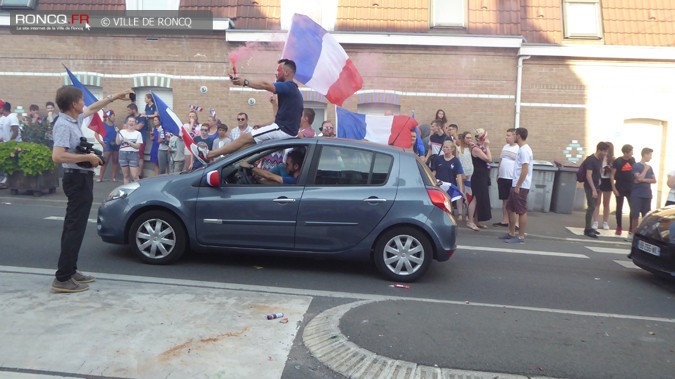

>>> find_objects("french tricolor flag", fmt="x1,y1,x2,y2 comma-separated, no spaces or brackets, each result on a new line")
153,92,207,167
64,66,106,138
336,107,419,149
282,14,363,106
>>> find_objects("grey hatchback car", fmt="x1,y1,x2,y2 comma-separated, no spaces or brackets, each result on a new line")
97,138,457,282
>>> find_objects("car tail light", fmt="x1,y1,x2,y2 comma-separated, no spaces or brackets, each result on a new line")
427,188,453,214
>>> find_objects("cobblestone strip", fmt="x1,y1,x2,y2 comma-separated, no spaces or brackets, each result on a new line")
303,300,560,379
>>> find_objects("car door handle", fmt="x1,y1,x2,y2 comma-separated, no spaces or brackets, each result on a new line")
273,197,296,203
363,197,387,203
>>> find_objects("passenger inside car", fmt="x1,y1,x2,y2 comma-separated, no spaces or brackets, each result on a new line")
239,148,305,185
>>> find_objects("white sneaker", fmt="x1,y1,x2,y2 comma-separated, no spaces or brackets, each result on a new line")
603,222,610,230
625,233,633,242
592,221,598,229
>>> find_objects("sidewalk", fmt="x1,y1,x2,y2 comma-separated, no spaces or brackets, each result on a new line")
0,267,312,379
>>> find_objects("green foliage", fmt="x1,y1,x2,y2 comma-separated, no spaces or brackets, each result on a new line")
0,141,55,176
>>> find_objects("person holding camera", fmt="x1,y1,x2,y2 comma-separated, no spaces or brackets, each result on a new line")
116,115,144,184
51,85,133,293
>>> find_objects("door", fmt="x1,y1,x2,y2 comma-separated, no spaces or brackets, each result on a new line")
194,147,306,250
610,119,665,209
295,145,397,252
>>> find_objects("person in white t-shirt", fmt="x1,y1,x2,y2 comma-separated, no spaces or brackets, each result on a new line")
504,128,533,243
0,101,22,142
116,115,144,183
494,128,519,227
666,169,675,207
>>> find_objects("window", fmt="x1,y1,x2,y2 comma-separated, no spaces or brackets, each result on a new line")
305,101,326,135
133,87,173,113
357,103,400,116
0,0,36,9
431,0,466,28
314,146,392,186
125,0,179,11
563,0,603,39
280,0,337,31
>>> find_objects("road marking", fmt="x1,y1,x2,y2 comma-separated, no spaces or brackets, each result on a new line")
614,260,640,269
566,226,625,239
585,246,629,255
2,265,673,323
44,216,96,223
458,245,589,259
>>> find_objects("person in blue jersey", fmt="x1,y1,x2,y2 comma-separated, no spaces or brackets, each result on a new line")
207,59,303,158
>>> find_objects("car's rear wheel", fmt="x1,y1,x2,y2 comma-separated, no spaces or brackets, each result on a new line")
373,227,432,282
128,210,186,264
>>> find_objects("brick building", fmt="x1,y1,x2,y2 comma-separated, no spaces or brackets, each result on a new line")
1,0,674,205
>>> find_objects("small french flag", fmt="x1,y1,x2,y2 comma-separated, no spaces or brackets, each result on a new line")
189,104,203,112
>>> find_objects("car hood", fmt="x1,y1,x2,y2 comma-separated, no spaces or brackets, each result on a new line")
636,205,675,244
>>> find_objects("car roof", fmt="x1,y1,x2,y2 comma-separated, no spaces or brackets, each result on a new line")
256,137,409,155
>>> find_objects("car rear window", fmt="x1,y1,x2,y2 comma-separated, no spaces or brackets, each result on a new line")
313,146,393,186
416,156,438,186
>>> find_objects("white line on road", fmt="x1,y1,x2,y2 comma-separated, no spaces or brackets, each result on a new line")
458,245,589,259
614,260,640,269
586,246,629,255
3,265,673,324
44,216,96,223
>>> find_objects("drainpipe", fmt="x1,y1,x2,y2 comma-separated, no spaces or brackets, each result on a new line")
514,54,531,129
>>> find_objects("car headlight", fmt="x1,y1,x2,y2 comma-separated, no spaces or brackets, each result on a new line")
106,182,140,202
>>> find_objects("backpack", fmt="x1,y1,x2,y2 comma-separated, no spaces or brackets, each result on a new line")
576,159,586,183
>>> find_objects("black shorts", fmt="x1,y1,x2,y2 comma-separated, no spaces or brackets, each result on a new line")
497,178,512,200
599,178,612,192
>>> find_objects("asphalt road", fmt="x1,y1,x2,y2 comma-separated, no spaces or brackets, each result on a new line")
1,195,674,378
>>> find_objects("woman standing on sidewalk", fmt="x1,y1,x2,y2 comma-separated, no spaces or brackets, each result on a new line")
457,131,474,225
468,128,492,230
95,110,119,182
593,141,614,230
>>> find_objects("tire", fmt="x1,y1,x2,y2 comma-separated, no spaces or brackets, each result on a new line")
373,227,432,282
128,210,187,264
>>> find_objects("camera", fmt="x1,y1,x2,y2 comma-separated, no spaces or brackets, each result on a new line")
129,92,136,102
75,137,105,168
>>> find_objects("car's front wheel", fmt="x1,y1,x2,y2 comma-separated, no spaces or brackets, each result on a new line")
128,210,186,264
373,227,432,282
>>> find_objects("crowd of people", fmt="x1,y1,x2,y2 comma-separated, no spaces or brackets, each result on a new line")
579,141,675,240
421,110,533,243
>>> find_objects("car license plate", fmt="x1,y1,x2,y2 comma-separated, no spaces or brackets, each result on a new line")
637,240,661,257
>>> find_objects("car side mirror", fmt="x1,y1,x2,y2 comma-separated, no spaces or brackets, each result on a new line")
206,170,220,188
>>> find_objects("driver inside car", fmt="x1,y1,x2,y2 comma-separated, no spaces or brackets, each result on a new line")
239,148,305,185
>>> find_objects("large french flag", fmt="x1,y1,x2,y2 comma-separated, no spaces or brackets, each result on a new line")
281,14,363,106
64,66,106,138
153,93,207,166
336,107,419,149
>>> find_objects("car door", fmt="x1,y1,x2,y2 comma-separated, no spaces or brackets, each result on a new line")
194,146,307,250
295,145,397,252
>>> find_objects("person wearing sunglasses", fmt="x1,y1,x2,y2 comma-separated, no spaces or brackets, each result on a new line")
230,112,252,141
191,123,213,170
320,120,335,137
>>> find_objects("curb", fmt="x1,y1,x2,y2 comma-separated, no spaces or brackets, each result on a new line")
303,300,562,379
